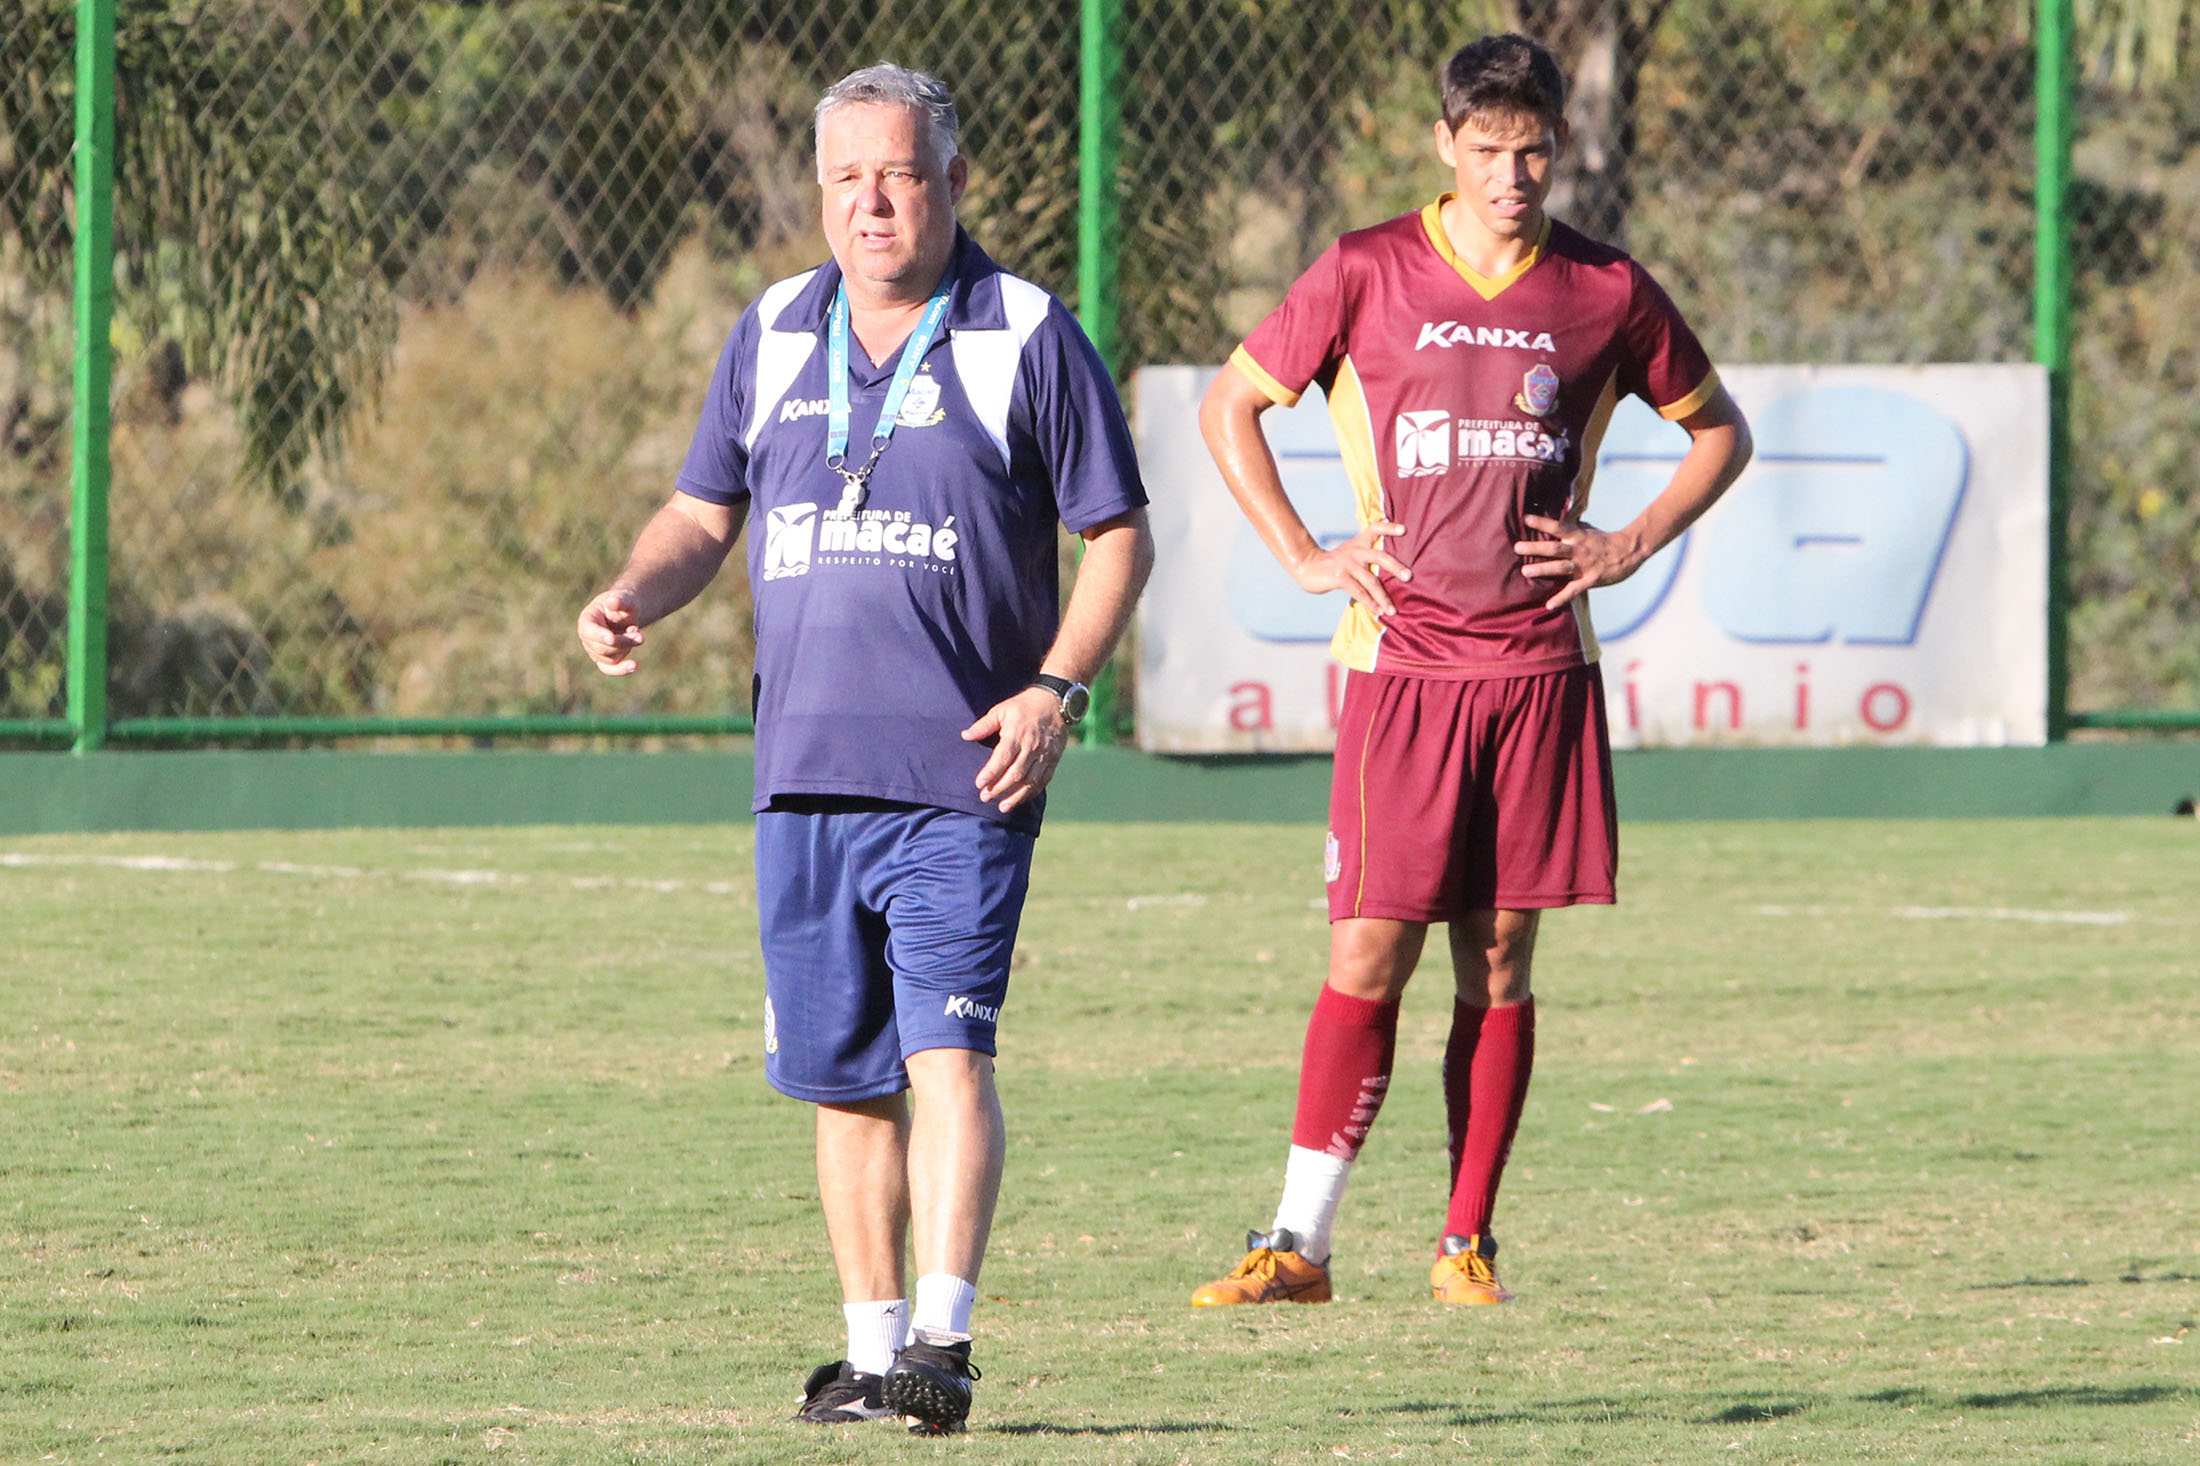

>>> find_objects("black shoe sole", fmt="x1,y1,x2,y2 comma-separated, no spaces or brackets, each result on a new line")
793,1404,892,1425
884,1365,971,1434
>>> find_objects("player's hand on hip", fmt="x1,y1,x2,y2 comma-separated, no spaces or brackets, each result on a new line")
577,587,646,675
1516,514,1642,610
963,686,1069,813
1290,521,1411,617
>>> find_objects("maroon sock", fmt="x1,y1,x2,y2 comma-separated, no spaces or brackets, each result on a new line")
1444,997,1535,1239
1442,999,1488,1176
1289,985,1401,1161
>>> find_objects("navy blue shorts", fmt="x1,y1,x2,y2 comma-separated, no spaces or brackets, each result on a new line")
754,799,1035,1104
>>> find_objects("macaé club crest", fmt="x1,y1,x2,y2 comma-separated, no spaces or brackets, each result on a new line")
1515,362,1561,418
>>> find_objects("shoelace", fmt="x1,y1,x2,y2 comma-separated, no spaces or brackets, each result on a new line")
1231,1247,1281,1280
1444,1251,1497,1285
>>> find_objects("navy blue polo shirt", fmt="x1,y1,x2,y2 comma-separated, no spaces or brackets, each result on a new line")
674,231,1146,831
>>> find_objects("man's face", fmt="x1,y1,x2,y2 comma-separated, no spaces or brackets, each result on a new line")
1434,110,1565,241
818,102,966,302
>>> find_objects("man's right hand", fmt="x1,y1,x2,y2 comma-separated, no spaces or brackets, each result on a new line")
577,587,647,675
1289,521,1411,618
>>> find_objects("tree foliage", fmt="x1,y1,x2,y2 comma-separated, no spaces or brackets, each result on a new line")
0,0,2194,719
4,2,401,491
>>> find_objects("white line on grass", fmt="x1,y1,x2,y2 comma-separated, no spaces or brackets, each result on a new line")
411,868,511,885
255,860,367,877
2,851,741,898
0,852,238,872
1757,902,2132,926
1890,904,2131,925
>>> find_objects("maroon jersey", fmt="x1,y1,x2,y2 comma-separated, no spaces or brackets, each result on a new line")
1234,198,1719,679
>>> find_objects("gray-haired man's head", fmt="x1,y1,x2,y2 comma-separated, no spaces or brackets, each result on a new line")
815,63,962,177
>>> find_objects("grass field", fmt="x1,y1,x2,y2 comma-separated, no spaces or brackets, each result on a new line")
3,817,2195,1464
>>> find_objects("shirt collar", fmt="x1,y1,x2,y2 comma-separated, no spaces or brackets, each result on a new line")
785,228,1007,334
1420,194,1551,301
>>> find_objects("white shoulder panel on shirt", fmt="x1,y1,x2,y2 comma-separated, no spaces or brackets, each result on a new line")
745,268,821,450
949,274,1054,470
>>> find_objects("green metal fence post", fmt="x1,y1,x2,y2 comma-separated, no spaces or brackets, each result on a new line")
1077,0,1124,746
1077,0,1122,371
2034,0,2071,742
68,0,116,754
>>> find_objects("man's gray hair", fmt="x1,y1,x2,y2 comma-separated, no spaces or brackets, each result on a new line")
814,63,962,175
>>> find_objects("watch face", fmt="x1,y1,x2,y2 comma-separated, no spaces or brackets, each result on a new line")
1061,683,1092,724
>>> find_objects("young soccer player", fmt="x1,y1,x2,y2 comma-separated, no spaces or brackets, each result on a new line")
1192,32,1751,1306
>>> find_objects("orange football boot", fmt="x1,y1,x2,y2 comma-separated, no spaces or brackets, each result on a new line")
1190,1228,1332,1306
1430,1233,1512,1304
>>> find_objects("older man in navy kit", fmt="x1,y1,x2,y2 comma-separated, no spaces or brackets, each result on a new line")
577,63,1152,1434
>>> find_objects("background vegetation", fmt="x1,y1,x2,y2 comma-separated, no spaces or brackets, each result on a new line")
0,0,2193,728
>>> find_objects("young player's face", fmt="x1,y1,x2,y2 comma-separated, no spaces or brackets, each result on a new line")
1434,110,1564,242
818,102,967,306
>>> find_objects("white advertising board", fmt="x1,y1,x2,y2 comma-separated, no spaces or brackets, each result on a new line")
1134,364,2048,751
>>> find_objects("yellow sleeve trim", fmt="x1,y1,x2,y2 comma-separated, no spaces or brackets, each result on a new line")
1229,345,1302,407
1656,368,1722,422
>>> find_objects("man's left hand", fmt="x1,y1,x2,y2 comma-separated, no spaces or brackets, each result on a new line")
1514,513,1645,610
963,687,1070,813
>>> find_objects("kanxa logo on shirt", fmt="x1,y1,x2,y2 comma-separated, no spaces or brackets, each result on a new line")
776,372,945,429
943,994,1000,1023
1414,322,1558,352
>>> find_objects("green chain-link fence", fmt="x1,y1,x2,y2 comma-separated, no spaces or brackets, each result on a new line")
0,3,75,741
1,0,2193,747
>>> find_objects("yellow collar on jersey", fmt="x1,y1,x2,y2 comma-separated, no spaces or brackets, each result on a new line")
1421,195,1551,301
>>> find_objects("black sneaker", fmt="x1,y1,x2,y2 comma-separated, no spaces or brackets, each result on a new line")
794,1360,893,1424
883,1333,981,1435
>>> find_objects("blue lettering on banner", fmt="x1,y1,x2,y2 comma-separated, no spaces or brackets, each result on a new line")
1586,387,1968,645
1693,387,1967,645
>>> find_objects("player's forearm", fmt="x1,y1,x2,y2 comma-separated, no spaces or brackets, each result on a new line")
610,495,743,626
1621,416,1753,566
1200,381,1321,571
1042,510,1154,685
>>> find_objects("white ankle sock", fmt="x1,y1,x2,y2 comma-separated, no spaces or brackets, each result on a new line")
843,1298,908,1376
911,1272,976,1341
1271,1145,1353,1266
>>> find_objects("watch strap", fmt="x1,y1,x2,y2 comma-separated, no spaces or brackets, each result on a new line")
1030,673,1089,724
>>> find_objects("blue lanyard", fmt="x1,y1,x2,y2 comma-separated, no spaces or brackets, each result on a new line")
825,270,955,515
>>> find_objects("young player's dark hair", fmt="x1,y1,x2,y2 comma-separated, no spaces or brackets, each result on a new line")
1439,33,1566,133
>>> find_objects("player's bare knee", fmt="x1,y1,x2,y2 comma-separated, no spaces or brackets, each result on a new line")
818,1092,910,1127
1327,917,1426,1001
1486,962,1534,1006
1450,910,1538,1005
904,1046,998,1102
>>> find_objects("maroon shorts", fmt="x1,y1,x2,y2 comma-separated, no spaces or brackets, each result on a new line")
1326,666,1617,921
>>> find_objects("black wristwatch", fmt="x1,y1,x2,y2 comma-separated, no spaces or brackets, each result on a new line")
1030,674,1091,726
